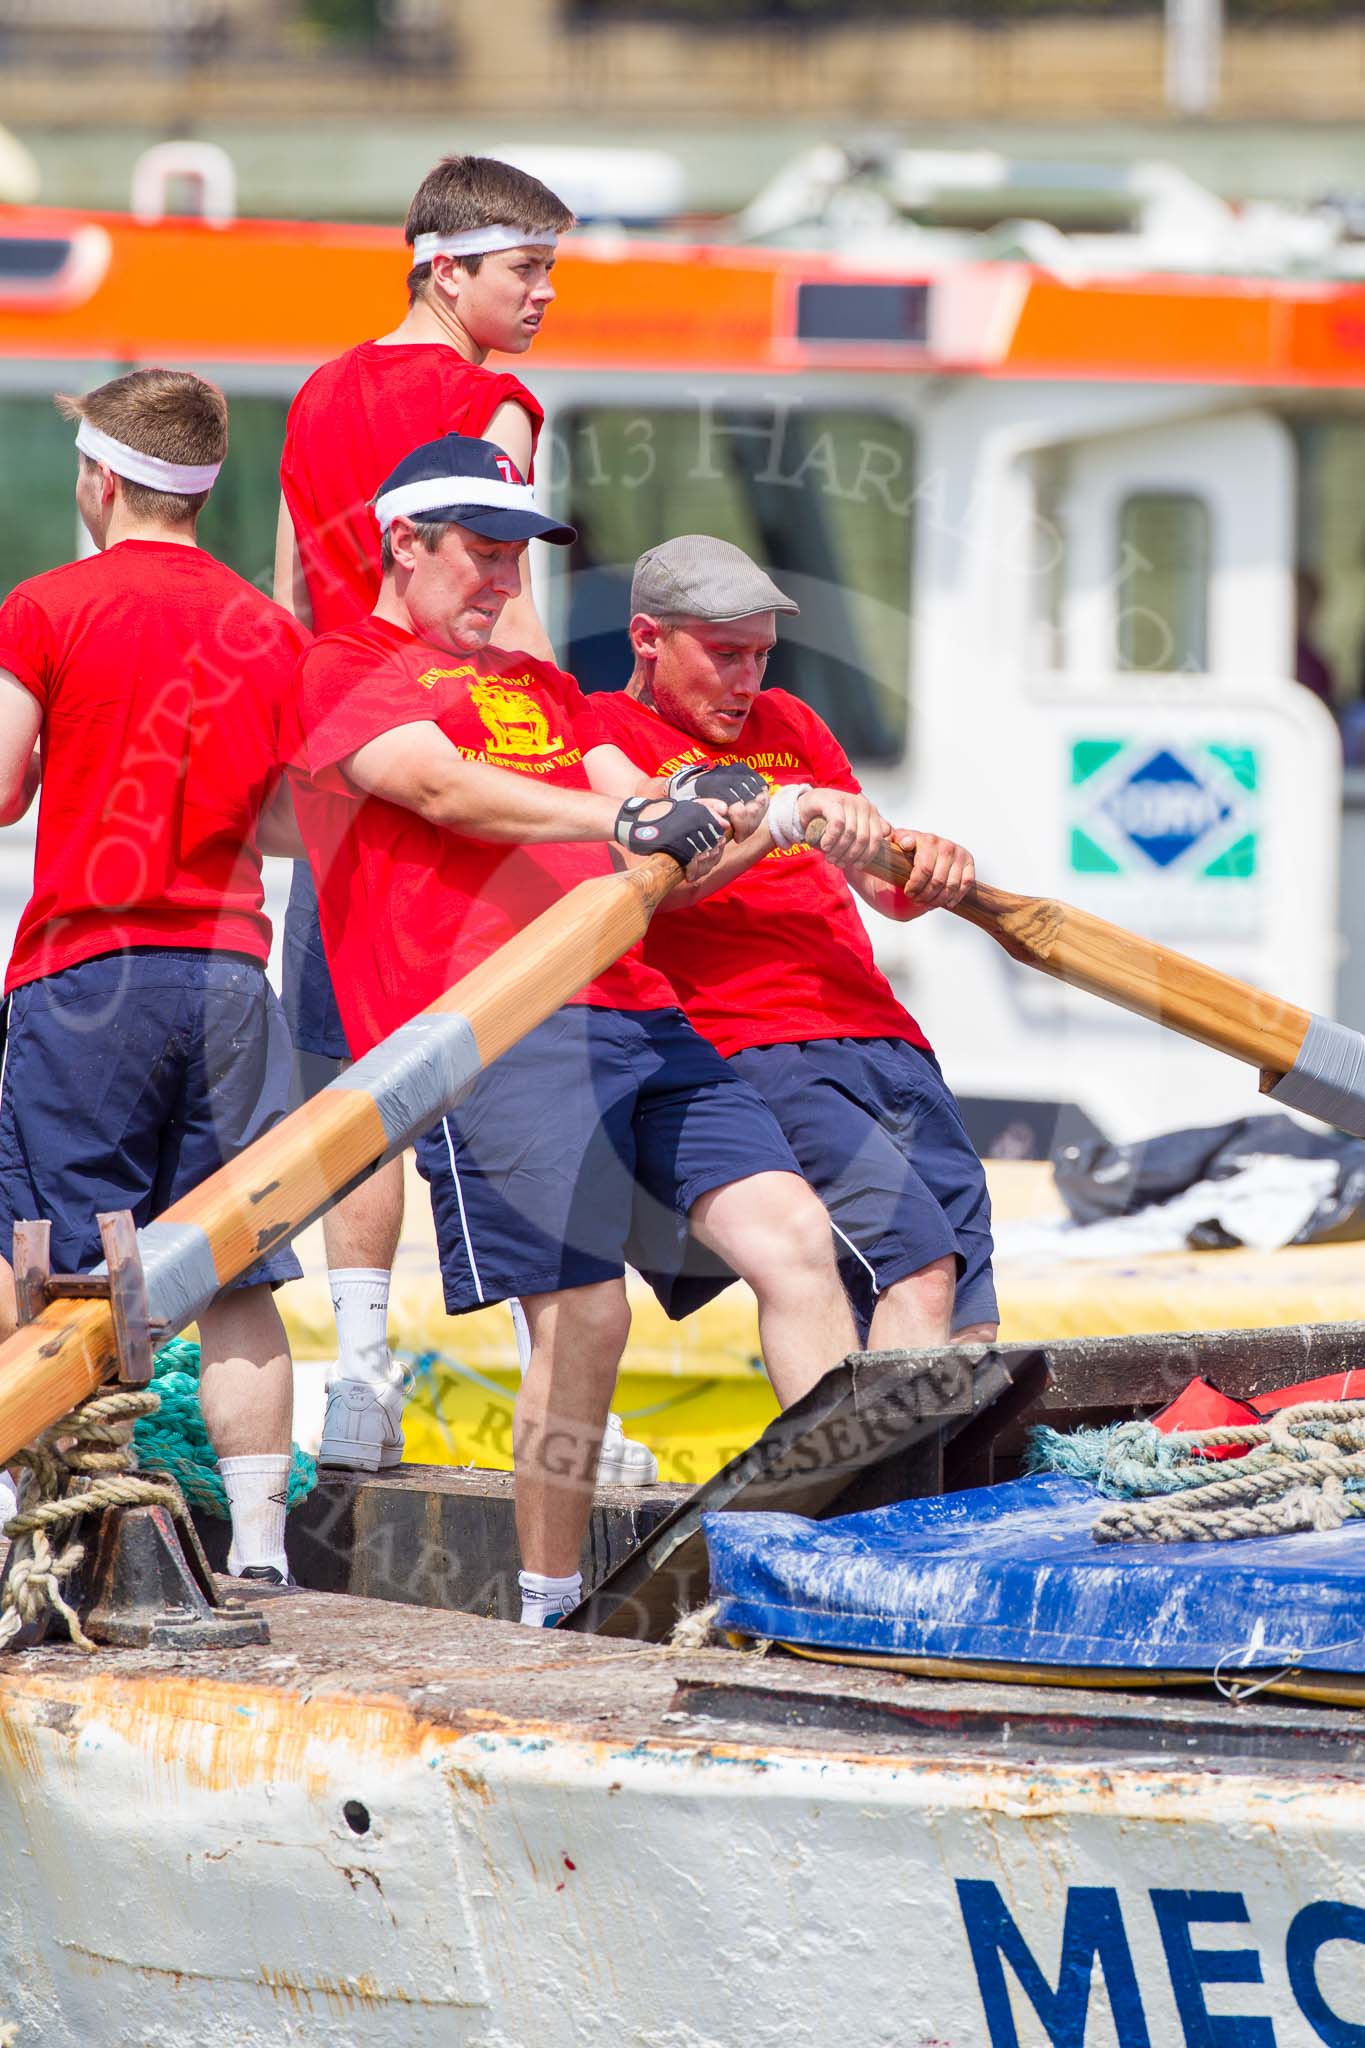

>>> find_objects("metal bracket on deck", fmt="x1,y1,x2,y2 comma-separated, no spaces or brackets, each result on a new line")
4,1212,271,1651
78,1503,269,1652
13,1210,163,1383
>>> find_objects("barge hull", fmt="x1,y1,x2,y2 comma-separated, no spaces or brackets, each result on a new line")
2,1589,1363,2046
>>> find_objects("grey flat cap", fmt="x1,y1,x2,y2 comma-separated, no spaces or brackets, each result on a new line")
631,534,799,622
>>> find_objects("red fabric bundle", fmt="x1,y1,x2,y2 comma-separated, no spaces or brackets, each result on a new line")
1150,1377,1262,1461
1149,1367,1365,1461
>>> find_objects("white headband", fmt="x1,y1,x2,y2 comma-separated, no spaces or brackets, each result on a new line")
373,473,541,535
75,418,222,494
410,226,559,264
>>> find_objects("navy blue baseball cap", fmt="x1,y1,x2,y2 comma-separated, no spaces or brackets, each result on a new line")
373,433,576,545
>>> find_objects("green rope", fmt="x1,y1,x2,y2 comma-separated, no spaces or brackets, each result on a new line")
134,1337,316,1519
1027,1413,1365,1506
1025,1419,1229,1499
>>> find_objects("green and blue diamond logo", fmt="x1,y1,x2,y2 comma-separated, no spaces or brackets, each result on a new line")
1069,739,1257,881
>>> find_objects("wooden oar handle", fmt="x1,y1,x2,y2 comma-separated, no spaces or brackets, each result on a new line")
803,815,1310,1074
805,816,1015,929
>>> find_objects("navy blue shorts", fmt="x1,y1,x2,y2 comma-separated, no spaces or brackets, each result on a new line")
416,1005,802,1319
0,950,302,1290
727,1037,997,1337
281,860,350,1071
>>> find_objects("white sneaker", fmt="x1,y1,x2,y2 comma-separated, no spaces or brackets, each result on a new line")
596,1411,659,1487
318,1375,407,1473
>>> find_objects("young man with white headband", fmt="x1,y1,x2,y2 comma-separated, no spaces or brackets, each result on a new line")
285,435,862,1626
582,534,999,1353
0,368,308,1585
274,155,577,1475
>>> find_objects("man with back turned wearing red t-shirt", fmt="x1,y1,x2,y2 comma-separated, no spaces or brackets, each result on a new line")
0,369,307,1584
274,155,576,1466
582,535,999,1353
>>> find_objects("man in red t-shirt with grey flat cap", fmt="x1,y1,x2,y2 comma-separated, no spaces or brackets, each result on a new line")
582,534,998,1354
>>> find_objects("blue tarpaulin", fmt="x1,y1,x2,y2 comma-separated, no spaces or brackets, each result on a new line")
704,1474,1365,1672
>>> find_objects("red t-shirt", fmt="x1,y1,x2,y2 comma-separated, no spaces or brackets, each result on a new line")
285,618,676,1054
0,541,307,995
580,688,930,1059
280,344,544,635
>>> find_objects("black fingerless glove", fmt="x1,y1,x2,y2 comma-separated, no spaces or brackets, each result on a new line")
614,795,725,869
666,762,768,806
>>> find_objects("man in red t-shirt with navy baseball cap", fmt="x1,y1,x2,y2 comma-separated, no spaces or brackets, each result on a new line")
581,534,998,1353
286,435,862,1626
0,368,308,1584
275,154,574,1442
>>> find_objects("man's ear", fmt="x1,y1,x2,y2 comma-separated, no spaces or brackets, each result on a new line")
629,611,663,661
387,516,420,572
429,252,467,302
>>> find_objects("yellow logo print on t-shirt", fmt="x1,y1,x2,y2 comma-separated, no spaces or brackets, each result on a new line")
416,663,477,690
469,678,564,757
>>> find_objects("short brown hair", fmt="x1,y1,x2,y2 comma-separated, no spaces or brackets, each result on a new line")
379,516,448,575
404,155,575,303
55,367,227,524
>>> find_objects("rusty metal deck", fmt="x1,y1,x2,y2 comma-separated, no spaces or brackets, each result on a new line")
5,1582,1364,1777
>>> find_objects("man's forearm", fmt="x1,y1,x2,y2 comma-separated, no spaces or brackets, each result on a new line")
273,498,313,627
407,757,622,845
658,823,774,910
0,746,40,827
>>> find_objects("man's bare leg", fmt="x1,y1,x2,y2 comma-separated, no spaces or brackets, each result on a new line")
865,1257,957,1352
863,1260,999,1352
199,1283,294,1576
689,1172,858,1408
514,1279,630,1589
322,1155,404,1271
0,1257,18,1518
0,1253,15,1347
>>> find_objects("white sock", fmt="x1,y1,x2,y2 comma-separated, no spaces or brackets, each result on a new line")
518,1568,582,1627
329,1267,393,1389
221,1454,291,1577
510,1298,532,1374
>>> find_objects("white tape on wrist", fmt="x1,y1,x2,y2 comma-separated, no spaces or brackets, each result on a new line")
767,783,813,851
1266,1013,1365,1140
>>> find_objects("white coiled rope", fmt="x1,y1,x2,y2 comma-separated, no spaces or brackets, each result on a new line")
0,1387,185,1653
1093,1399,1365,1545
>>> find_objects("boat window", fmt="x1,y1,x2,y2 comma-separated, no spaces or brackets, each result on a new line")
1117,492,1210,673
0,396,88,589
0,391,290,599
552,404,914,764
195,395,291,590
1289,414,1365,714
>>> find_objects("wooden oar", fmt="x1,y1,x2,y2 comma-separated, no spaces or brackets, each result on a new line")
0,853,682,1469
808,820,1310,1076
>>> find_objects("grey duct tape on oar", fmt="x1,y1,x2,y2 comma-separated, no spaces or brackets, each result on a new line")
1266,1014,1365,1140
329,1009,484,1157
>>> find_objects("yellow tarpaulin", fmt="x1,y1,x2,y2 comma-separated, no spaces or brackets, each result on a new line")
277,1156,1364,1484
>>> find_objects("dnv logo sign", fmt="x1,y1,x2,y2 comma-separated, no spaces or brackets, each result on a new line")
1070,739,1257,879
1101,748,1231,868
